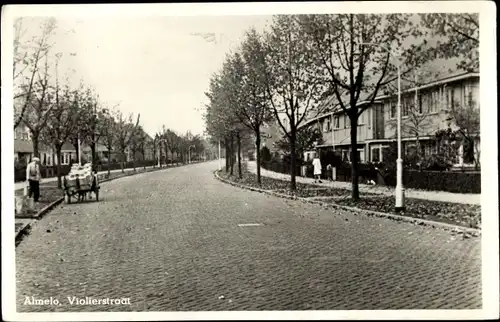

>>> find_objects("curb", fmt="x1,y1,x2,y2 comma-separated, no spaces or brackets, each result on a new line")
15,220,35,246
214,170,481,237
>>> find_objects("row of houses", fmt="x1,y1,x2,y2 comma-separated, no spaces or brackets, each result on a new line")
261,59,480,168
14,125,157,167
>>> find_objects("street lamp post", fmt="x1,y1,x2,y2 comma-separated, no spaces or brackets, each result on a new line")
361,42,405,212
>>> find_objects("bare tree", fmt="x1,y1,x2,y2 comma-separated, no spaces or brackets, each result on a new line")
14,18,57,129
42,66,80,188
20,53,56,158
115,111,141,173
300,13,429,200
101,110,118,176
263,15,323,191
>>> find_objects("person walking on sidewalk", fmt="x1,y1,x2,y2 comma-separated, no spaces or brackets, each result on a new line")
312,152,322,183
26,157,41,203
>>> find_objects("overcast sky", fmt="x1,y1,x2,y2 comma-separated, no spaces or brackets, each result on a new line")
22,15,273,138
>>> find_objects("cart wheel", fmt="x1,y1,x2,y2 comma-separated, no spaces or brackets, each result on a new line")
95,189,99,201
65,193,71,204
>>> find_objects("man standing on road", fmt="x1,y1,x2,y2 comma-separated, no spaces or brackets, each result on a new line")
312,151,322,183
26,157,41,203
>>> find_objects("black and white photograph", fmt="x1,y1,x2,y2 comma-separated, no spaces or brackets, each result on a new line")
1,2,498,320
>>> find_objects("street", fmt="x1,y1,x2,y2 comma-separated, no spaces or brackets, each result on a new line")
16,161,481,311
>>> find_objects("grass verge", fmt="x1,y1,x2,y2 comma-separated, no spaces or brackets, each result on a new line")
218,168,481,229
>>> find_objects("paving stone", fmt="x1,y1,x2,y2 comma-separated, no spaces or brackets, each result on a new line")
16,162,481,312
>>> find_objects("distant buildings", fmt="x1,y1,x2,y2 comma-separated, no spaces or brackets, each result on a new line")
14,124,155,166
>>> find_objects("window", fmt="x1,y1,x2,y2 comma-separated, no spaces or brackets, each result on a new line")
371,147,380,163
464,83,474,108
333,116,340,129
342,150,350,162
446,87,455,110
344,115,350,128
324,118,331,132
390,100,397,119
402,96,411,117
429,90,439,113
358,149,365,163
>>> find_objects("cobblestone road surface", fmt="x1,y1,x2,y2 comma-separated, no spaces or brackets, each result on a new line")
16,161,481,312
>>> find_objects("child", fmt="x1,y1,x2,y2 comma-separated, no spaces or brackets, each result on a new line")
312,152,322,183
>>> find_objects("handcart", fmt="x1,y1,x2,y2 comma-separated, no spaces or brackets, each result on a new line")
63,173,100,204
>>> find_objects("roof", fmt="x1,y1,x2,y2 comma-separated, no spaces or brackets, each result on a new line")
14,139,33,153
300,59,478,129
82,143,108,152
61,142,75,151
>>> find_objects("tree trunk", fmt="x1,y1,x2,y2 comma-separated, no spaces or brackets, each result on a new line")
91,142,96,165
350,115,360,201
107,149,111,176
121,150,125,173
72,140,80,164
225,137,230,172
32,134,40,158
290,128,297,191
415,133,421,170
164,143,168,167
56,145,62,189
230,136,234,176
237,132,242,179
255,131,261,185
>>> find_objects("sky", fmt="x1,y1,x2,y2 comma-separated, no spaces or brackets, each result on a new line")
20,15,273,138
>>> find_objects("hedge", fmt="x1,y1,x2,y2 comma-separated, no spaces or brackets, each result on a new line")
14,160,167,182
261,160,480,194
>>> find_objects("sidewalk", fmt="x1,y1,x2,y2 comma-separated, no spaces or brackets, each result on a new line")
14,165,158,191
247,161,480,205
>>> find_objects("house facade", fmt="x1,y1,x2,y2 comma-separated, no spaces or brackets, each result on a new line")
300,70,480,168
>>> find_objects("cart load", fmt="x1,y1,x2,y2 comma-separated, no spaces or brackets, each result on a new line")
63,163,100,204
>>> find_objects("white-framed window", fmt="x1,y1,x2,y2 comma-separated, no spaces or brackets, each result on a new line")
428,90,439,113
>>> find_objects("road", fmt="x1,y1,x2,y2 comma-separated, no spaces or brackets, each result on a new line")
16,161,481,311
